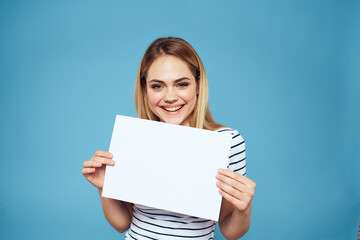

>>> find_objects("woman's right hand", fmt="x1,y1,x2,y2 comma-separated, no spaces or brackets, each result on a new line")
82,150,115,189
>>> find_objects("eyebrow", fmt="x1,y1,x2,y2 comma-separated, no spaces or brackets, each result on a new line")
148,77,191,84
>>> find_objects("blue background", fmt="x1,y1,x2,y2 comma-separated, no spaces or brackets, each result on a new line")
1,0,359,239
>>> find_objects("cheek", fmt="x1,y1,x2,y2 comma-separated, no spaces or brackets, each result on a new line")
180,89,197,103
147,91,162,107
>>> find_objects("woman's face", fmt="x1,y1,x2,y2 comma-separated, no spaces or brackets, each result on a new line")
146,55,198,126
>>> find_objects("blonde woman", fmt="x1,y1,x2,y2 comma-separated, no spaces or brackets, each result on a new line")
82,37,256,240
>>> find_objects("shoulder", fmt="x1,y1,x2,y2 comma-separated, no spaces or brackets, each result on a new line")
217,127,246,175
216,127,245,144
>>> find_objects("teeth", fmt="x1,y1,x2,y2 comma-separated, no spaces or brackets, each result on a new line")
164,106,182,112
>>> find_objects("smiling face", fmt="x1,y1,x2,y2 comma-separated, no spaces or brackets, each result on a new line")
146,55,198,126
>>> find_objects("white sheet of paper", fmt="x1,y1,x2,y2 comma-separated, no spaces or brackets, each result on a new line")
102,115,232,221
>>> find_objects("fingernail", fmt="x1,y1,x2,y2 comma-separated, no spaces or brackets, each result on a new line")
218,169,223,173
111,160,115,165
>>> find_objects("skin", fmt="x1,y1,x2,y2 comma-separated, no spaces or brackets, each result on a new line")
146,55,198,126
82,150,133,232
82,55,256,239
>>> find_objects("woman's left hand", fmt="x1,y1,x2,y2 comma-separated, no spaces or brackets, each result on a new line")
216,168,256,212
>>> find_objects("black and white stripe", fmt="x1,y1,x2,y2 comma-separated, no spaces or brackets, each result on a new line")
221,128,246,176
125,128,246,239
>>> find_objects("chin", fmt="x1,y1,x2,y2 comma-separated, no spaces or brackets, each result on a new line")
161,118,184,125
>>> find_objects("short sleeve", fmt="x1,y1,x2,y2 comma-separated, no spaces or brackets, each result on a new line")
227,130,246,176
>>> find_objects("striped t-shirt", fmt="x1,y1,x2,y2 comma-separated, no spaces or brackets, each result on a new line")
125,128,246,240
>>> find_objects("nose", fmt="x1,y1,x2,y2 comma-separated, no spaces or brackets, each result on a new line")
164,87,178,103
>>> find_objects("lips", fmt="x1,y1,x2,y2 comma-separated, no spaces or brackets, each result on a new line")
161,105,184,112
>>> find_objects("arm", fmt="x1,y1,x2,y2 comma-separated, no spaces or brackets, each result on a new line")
216,169,255,239
98,188,133,233
82,150,133,233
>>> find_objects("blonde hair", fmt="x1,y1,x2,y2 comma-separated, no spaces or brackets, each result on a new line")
134,37,224,131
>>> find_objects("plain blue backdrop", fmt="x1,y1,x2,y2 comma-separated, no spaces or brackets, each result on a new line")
0,0,359,239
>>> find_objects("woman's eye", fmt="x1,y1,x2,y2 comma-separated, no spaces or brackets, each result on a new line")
177,82,189,88
151,84,162,89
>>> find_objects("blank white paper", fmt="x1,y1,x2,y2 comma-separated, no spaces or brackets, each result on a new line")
102,115,232,221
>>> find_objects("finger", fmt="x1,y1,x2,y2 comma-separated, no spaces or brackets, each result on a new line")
83,160,102,168
82,170,95,183
81,167,96,175
218,168,256,188
216,180,243,200
219,189,247,211
216,173,248,193
217,171,255,199
93,156,115,166
217,180,254,209
94,150,113,159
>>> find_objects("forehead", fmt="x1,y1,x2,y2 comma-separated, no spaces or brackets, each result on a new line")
147,55,194,81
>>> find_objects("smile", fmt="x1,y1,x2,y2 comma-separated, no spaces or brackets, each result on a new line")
161,105,183,112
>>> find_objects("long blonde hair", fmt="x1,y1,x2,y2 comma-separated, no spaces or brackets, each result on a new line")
134,37,224,131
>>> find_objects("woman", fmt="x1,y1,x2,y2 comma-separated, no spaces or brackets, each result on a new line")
82,37,256,240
